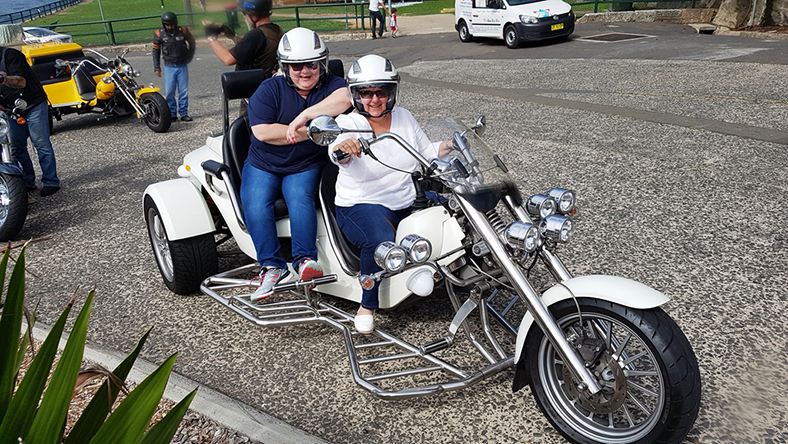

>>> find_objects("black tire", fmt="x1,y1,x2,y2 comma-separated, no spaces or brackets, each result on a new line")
458,20,473,42
144,196,217,295
0,173,28,242
523,298,701,444
139,93,172,133
505,25,520,49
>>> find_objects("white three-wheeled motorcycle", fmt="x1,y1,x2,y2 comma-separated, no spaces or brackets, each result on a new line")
143,67,701,444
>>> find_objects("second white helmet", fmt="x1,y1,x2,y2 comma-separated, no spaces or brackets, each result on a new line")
277,27,329,87
347,55,399,117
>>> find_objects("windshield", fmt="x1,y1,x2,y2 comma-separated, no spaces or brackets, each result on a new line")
25,28,57,37
506,0,548,6
422,118,518,212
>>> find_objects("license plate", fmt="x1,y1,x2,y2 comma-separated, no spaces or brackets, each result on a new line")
551,23,564,31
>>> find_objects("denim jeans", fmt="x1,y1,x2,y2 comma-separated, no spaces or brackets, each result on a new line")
163,64,188,117
336,203,412,311
370,10,385,37
240,162,321,270
8,100,60,189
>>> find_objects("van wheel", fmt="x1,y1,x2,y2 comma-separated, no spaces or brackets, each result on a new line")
505,25,520,49
458,21,473,42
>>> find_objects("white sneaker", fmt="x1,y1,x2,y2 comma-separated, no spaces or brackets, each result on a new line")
250,267,290,303
354,313,374,334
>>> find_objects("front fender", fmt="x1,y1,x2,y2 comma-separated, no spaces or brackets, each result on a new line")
0,162,23,176
143,178,215,241
513,275,669,364
136,86,161,98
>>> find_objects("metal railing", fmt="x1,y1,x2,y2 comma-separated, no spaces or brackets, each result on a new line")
0,0,84,25
570,0,698,13
29,3,369,46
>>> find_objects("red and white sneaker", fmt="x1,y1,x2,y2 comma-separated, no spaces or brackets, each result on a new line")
297,258,324,281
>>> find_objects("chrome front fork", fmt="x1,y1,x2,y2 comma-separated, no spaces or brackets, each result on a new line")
457,194,602,395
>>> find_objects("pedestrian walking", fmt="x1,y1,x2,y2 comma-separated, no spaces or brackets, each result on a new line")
153,11,196,122
0,44,60,196
390,8,398,38
369,0,389,39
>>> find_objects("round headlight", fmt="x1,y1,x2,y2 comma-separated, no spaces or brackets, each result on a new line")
539,215,573,243
505,221,539,253
526,194,556,220
547,188,576,214
374,241,407,272
520,15,539,24
400,234,432,263
0,119,8,138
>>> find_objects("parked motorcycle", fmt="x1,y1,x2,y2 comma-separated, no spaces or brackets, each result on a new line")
143,70,701,444
41,46,171,133
0,99,30,241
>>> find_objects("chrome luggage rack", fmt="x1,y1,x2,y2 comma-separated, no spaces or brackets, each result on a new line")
200,263,516,399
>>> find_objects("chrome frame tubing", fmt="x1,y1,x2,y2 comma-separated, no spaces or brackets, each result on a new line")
1,143,12,164
366,133,431,168
111,73,146,116
457,194,601,394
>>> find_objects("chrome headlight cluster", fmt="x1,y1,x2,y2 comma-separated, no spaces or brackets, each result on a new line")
520,15,539,24
0,119,8,138
527,187,576,219
539,215,573,243
374,235,433,273
505,222,539,253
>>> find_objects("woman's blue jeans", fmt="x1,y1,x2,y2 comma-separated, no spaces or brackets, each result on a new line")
8,100,60,189
240,163,321,270
163,64,188,117
336,204,412,311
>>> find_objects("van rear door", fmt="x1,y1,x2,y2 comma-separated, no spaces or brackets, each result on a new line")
470,0,504,38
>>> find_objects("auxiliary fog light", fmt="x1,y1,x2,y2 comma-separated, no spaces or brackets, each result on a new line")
547,188,576,214
400,234,432,263
539,215,573,243
505,221,539,253
374,241,407,272
406,269,435,297
526,194,556,220
359,275,376,291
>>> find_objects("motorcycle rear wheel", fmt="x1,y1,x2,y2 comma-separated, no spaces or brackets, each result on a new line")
144,196,217,294
0,173,28,241
524,298,701,444
140,93,172,133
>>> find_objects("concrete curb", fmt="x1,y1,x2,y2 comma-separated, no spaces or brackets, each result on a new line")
29,323,330,444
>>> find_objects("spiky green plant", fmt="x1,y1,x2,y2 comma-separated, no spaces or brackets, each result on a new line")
0,245,197,444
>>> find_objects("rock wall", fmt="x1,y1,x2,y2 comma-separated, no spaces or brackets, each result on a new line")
713,0,788,27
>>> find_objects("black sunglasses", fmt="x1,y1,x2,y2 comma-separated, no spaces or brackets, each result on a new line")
288,61,320,71
358,89,391,99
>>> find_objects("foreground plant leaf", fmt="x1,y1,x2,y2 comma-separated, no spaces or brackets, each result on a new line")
0,247,22,423
89,353,178,444
139,388,198,444
25,290,93,444
64,328,152,444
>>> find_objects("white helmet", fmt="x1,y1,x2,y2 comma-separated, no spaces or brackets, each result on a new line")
347,55,399,117
277,27,329,88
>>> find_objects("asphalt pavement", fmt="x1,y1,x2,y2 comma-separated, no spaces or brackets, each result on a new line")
15,15,788,444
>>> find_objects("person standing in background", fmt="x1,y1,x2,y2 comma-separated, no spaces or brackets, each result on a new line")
369,0,389,39
390,7,398,38
152,11,196,122
0,45,60,196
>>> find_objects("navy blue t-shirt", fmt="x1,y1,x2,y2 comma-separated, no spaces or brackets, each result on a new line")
247,73,347,174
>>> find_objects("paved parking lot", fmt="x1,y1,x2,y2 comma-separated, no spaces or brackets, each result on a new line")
14,21,788,443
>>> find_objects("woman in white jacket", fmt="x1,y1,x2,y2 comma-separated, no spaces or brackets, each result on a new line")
329,55,452,334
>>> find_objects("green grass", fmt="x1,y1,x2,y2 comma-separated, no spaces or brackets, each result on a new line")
25,0,454,46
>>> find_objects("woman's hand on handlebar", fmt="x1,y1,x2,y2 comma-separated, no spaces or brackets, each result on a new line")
334,138,362,164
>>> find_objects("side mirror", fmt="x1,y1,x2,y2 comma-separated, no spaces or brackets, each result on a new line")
307,115,342,146
54,59,65,69
471,115,486,136
13,98,28,111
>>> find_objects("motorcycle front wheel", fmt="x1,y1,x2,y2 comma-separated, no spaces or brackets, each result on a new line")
144,196,217,294
0,173,28,241
524,298,701,444
139,93,172,133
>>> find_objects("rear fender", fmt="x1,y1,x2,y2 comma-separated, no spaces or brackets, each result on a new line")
513,275,669,364
143,178,215,241
136,86,161,98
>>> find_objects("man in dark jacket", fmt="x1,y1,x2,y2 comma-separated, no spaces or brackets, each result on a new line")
0,45,60,196
152,11,196,121
205,0,283,76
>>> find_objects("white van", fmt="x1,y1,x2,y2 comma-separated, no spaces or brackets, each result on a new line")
454,0,575,48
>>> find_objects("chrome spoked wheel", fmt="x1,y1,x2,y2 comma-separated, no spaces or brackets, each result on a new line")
525,298,700,444
148,205,174,282
540,312,664,442
0,172,28,241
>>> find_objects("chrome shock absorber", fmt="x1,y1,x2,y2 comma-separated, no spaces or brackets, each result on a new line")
486,209,506,237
